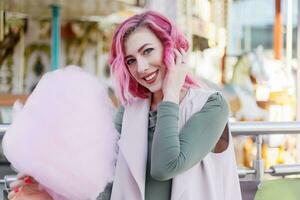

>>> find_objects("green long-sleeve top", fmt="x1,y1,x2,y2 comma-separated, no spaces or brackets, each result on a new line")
102,92,229,200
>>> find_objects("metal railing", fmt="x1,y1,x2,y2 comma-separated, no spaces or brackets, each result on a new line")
0,124,9,135
230,122,300,135
230,121,300,181
2,121,300,134
1,122,300,182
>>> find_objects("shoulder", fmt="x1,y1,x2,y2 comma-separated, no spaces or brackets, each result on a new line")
206,91,228,104
182,88,229,113
203,92,229,110
191,90,230,119
190,88,227,104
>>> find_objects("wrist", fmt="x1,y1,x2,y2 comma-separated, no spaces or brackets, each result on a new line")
163,93,179,104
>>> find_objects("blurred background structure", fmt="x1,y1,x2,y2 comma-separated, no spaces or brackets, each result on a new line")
0,0,300,199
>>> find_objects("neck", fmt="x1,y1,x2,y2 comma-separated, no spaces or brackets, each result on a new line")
150,90,163,111
150,88,189,111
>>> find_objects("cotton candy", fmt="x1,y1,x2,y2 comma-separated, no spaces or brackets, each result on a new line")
2,66,118,200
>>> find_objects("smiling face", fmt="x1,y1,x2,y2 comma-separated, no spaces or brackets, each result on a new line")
124,27,166,93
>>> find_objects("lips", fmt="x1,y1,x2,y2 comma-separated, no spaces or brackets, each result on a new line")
142,70,159,84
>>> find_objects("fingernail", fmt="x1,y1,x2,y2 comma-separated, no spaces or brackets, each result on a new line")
14,187,19,193
24,177,33,184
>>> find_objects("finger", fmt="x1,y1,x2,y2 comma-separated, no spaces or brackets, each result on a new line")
174,49,182,65
185,67,192,74
7,191,16,200
180,69,188,79
8,187,22,200
16,173,26,179
179,48,188,63
10,178,36,190
10,180,25,189
21,182,44,193
18,174,37,183
23,176,36,184
179,48,186,56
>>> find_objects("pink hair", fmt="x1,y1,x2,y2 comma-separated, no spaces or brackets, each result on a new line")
109,11,199,105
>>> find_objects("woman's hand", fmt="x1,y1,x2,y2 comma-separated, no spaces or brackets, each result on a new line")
162,48,188,104
8,174,53,200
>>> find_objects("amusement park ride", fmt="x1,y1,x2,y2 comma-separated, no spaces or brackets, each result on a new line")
0,0,300,200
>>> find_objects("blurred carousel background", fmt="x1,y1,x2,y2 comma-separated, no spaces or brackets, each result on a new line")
0,0,300,199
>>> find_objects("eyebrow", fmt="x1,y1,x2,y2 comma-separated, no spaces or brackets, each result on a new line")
125,43,151,60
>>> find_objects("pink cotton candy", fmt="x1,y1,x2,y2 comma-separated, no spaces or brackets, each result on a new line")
2,66,118,200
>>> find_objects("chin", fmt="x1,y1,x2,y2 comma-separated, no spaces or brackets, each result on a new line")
147,83,162,93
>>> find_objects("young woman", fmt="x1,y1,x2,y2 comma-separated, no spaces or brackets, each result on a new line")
8,11,241,200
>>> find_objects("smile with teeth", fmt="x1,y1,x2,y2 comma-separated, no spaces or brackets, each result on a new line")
143,70,159,83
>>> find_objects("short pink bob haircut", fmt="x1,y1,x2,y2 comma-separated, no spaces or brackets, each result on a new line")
109,11,199,105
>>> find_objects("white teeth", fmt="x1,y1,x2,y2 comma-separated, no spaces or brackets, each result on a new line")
144,72,156,81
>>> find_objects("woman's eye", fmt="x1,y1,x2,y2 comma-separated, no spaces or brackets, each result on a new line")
143,48,154,55
126,59,135,66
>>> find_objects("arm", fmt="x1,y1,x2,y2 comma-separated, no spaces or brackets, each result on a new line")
151,92,229,181
113,106,125,134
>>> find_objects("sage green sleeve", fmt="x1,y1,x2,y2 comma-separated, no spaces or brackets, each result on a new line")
151,92,229,181
113,106,125,134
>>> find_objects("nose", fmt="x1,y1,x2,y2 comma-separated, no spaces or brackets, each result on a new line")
136,57,149,73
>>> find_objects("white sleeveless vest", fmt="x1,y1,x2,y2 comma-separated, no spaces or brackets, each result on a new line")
111,88,242,200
